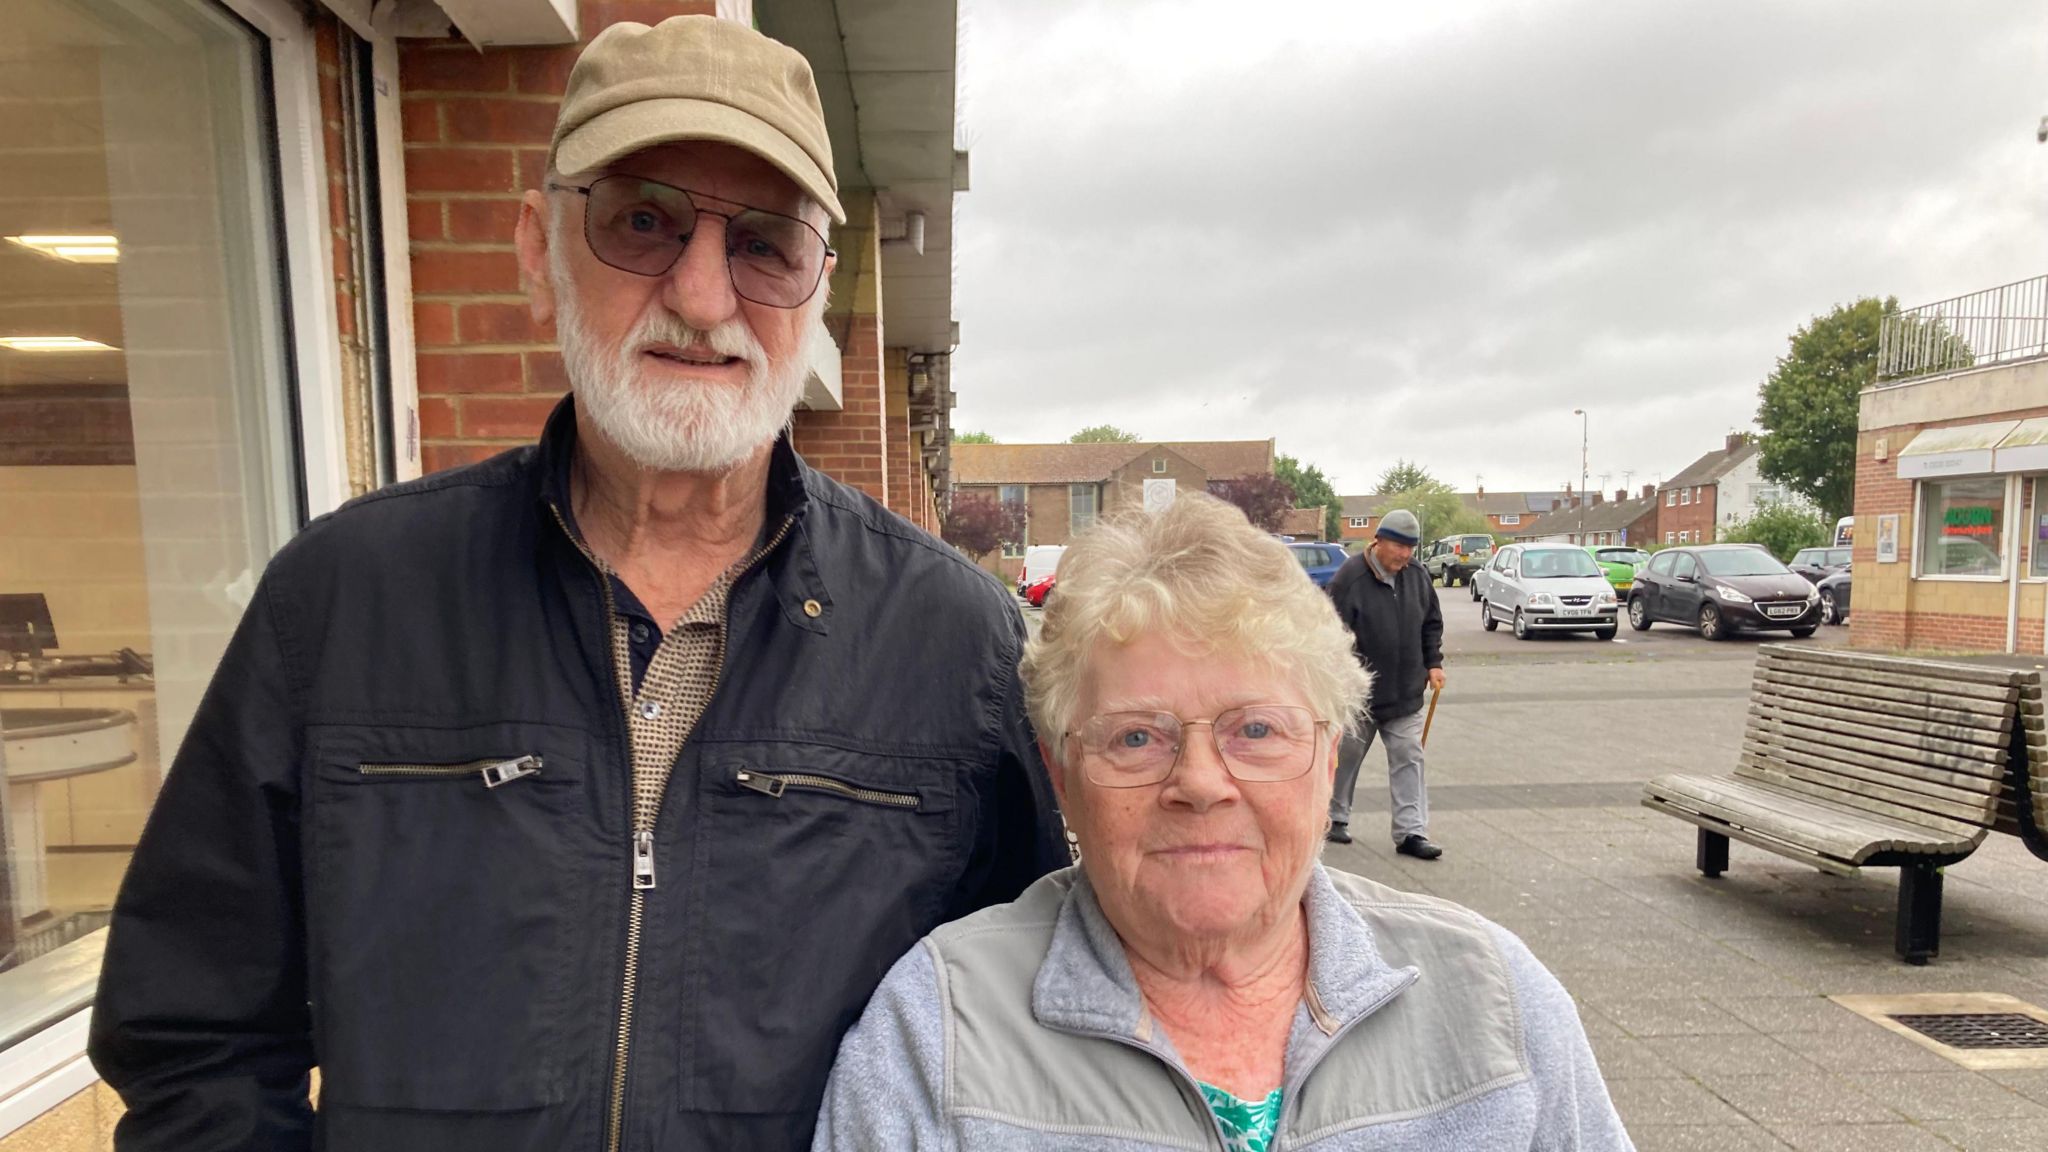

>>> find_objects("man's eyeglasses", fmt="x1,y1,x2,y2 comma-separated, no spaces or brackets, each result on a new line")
1065,706,1329,789
546,174,835,309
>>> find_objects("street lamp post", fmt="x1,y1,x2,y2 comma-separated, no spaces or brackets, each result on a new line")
1572,409,1588,543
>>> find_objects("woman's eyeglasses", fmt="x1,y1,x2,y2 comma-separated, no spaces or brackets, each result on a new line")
547,174,834,309
1065,706,1328,788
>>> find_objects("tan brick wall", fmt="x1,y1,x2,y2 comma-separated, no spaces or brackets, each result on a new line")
1106,450,1208,515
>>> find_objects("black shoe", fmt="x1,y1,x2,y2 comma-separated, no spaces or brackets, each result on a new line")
1396,835,1443,860
1325,823,1352,845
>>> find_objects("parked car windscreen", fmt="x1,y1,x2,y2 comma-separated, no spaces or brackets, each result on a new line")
1595,548,1648,566
1457,535,1493,552
1699,549,1791,577
1522,549,1604,578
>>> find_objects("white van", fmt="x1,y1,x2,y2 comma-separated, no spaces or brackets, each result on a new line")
1834,517,1854,548
1018,545,1065,596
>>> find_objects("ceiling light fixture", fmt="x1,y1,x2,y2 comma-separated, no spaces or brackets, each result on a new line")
0,336,119,352
6,235,120,264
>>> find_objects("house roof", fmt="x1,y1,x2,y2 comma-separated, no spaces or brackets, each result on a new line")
1339,489,1567,519
1514,495,1660,539
953,440,1273,486
1665,440,1758,490
1281,506,1324,537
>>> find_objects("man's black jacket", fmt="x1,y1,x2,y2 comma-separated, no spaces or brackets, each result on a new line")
87,400,1066,1151
1327,549,1444,722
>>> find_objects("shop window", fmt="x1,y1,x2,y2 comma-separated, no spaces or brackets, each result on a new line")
2032,477,2048,579
0,0,301,1073
1069,483,1098,533
1917,476,2006,577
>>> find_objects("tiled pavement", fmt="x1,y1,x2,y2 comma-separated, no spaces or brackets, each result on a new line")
1325,652,2048,1151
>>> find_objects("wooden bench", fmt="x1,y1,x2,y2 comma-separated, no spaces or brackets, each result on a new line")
1643,644,2048,964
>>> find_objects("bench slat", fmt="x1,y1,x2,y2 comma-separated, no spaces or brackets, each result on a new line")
1755,654,2029,704
1740,728,2004,788
1759,644,2033,688
1749,689,2009,747
1740,741,2002,819
1739,753,1995,835
1753,670,2014,724
1749,706,2008,768
1640,796,1861,876
1646,773,1960,857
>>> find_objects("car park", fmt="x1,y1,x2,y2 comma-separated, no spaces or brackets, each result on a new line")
1788,545,1852,584
1586,546,1649,595
1627,544,1820,640
1816,568,1851,625
1422,533,1496,587
1288,541,1348,588
1478,542,1620,640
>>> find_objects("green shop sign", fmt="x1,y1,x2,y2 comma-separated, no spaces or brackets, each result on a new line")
1944,506,1998,536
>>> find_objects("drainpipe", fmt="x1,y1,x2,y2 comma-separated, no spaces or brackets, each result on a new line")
2007,474,2022,654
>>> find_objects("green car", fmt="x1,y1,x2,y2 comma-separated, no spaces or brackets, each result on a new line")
1586,546,1649,594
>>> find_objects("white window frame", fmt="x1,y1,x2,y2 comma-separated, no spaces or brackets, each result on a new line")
1498,513,1520,526
1679,488,1691,506
0,0,349,1131
1069,483,1099,533
2029,475,2048,583
1665,491,1675,507
998,484,1028,558
1151,458,1167,474
1912,475,2013,583
1347,516,1368,529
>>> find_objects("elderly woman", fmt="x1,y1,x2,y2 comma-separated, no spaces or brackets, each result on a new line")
813,494,1631,1151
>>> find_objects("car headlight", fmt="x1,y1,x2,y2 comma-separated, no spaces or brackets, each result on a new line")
1529,593,1557,608
1716,586,1753,604
1598,590,1617,605
1805,586,1821,602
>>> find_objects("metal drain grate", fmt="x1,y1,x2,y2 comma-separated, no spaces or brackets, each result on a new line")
1889,1013,2048,1050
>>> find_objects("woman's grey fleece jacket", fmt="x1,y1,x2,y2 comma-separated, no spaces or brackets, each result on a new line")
812,864,1633,1151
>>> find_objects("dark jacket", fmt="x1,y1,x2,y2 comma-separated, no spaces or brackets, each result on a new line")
87,400,1065,1152
1328,548,1444,721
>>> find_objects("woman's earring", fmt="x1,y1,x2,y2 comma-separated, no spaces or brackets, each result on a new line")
1060,814,1082,865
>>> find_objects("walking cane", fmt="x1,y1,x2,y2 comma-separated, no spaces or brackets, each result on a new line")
1419,680,1443,748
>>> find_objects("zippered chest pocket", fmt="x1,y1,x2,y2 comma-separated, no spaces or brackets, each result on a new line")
676,746,968,1116
307,723,597,1114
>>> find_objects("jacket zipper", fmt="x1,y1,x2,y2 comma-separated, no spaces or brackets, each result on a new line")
553,502,795,1152
355,755,542,788
734,769,920,810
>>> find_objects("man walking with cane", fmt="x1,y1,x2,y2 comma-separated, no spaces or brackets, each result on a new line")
1326,509,1446,859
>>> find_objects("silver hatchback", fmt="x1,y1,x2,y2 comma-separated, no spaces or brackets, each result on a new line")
1478,543,1620,640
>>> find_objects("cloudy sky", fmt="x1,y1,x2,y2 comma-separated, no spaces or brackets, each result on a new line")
945,0,2048,497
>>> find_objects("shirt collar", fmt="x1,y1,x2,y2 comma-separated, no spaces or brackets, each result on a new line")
1364,545,1394,585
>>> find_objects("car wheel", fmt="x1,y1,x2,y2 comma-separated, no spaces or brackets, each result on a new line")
1789,625,1817,639
1594,624,1618,641
1469,579,1481,602
1513,608,1531,640
1628,596,1651,632
1699,602,1726,641
1481,600,1499,632
1820,588,1839,625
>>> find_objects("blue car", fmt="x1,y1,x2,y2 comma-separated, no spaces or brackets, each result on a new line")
1289,542,1347,588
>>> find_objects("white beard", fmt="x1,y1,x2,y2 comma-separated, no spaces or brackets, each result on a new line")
553,262,814,474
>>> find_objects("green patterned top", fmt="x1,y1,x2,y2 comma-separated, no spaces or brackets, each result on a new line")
1197,1082,1284,1152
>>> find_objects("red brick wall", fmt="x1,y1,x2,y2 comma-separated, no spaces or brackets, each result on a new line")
398,2,724,474
790,311,886,501
1658,484,1719,543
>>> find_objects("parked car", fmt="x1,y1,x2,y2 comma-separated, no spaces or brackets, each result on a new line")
1627,544,1820,640
1816,568,1851,626
1586,546,1649,595
1024,572,1056,608
1422,533,1496,587
1788,545,1852,584
1478,542,1620,640
1016,544,1064,598
1288,541,1348,588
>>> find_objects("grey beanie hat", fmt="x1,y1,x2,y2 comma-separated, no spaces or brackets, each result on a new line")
1376,509,1422,545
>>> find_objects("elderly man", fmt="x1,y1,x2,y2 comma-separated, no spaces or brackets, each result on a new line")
88,17,1062,1152
1325,509,1446,859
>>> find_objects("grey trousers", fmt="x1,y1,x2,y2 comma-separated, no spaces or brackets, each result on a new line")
1329,707,1429,845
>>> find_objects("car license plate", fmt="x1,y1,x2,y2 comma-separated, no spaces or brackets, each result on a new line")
1764,605,1800,618
1563,607,1590,617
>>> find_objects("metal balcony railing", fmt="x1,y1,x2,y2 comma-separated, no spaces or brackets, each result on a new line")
1877,274,2048,385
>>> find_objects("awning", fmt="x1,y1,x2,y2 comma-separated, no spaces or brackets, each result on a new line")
1994,417,2048,474
1896,420,2019,478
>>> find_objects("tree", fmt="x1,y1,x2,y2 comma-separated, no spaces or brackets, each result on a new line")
1374,459,1443,495
939,492,1026,558
1371,487,1492,544
1720,502,1829,562
1274,454,1342,541
955,430,996,444
1208,474,1296,532
1068,424,1140,443
1756,297,1893,523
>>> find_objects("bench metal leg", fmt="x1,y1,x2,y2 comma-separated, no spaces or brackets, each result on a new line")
1896,862,1943,965
1696,828,1729,878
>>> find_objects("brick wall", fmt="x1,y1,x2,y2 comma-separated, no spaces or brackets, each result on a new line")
1658,483,1720,543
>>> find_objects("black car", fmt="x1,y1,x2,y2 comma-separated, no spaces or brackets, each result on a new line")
1788,545,1852,584
1816,568,1851,626
1628,545,1821,640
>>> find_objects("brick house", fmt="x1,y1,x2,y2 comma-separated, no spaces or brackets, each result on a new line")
1512,487,1660,546
1655,435,1783,546
953,440,1273,580
1280,506,1327,541
1338,488,1565,545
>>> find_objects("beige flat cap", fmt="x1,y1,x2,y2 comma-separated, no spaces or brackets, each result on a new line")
549,15,845,224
